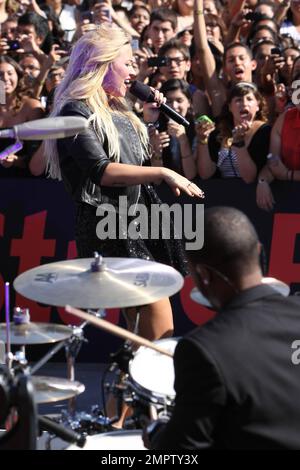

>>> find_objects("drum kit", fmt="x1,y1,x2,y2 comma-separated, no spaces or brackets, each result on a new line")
0,252,290,450
0,253,183,450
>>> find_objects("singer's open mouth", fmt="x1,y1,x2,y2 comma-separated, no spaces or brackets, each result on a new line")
124,79,133,85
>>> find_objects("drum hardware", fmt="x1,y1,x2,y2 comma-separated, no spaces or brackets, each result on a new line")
13,307,30,325
39,405,114,450
102,372,130,425
38,415,86,449
2,283,118,448
93,340,134,426
24,312,96,413
0,283,37,450
8,255,185,447
64,306,178,431
0,341,5,364
33,311,118,441
2,284,31,378
71,307,106,393
122,381,172,429
0,343,85,405
29,325,86,375
64,306,177,429
20,323,86,413
4,282,12,371
108,342,134,374
1,282,86,413
122,393,169,430
99,306,141,420
64,325,87,414
1,283,74,346
0,365,37,450
60,407,111,434
0,334,86,448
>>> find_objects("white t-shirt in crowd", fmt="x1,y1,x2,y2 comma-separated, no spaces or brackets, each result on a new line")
59,4,77,42
280,20,300,45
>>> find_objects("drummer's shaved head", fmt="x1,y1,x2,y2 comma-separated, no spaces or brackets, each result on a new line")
188,207,260,281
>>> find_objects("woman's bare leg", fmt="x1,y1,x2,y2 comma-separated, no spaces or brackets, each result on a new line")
122,297,173,340
137,297,174,340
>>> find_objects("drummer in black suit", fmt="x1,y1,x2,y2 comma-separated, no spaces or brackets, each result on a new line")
147,206,300,450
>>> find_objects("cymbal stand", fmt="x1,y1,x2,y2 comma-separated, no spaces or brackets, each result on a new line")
3,284,30,377
65,326,86,413
67,309,106,414
31,309,108,379
29,325,86,376
31,325,87,450
4,282,13,371
30,323,87,416
121,307,141,337
36,310,107,444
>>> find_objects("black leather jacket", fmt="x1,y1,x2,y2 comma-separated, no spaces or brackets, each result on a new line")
57,100,146,209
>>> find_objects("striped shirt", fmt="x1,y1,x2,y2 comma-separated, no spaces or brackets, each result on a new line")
217,147,240,177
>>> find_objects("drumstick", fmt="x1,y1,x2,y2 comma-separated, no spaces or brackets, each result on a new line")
65,305,174,358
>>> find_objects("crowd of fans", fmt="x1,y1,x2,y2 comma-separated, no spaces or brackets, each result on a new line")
0,0,300,211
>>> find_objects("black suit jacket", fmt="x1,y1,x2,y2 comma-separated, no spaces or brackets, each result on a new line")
153,285,300,450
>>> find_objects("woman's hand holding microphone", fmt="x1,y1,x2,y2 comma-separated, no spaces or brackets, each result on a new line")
144,89,204,198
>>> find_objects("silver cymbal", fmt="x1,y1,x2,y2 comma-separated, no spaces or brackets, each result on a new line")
31,376,85,403
14,256,184,309
190,277,290,307
0,323,73,345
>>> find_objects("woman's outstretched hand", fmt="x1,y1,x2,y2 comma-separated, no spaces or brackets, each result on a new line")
161,168,204,198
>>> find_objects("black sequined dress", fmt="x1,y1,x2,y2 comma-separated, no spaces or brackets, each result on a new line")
75,183,189,276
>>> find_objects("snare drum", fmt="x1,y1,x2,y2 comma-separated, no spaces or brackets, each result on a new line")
128,338,178,411
66,430,145,450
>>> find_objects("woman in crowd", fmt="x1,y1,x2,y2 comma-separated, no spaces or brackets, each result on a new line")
173,0,194,33
196,81,271,183
149,78,197,180
128,3,150,36
256,55,300,211
0,54,44,175
280,0,300,46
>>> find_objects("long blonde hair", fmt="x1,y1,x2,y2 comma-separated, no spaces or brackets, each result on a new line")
45,25,148,180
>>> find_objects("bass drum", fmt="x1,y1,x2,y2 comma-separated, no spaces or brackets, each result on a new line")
66,430,145,450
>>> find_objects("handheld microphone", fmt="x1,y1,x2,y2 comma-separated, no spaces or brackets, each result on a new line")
129,80,190,128
0,116,89,140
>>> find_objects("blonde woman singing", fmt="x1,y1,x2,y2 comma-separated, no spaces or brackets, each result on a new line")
45,24,204,344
